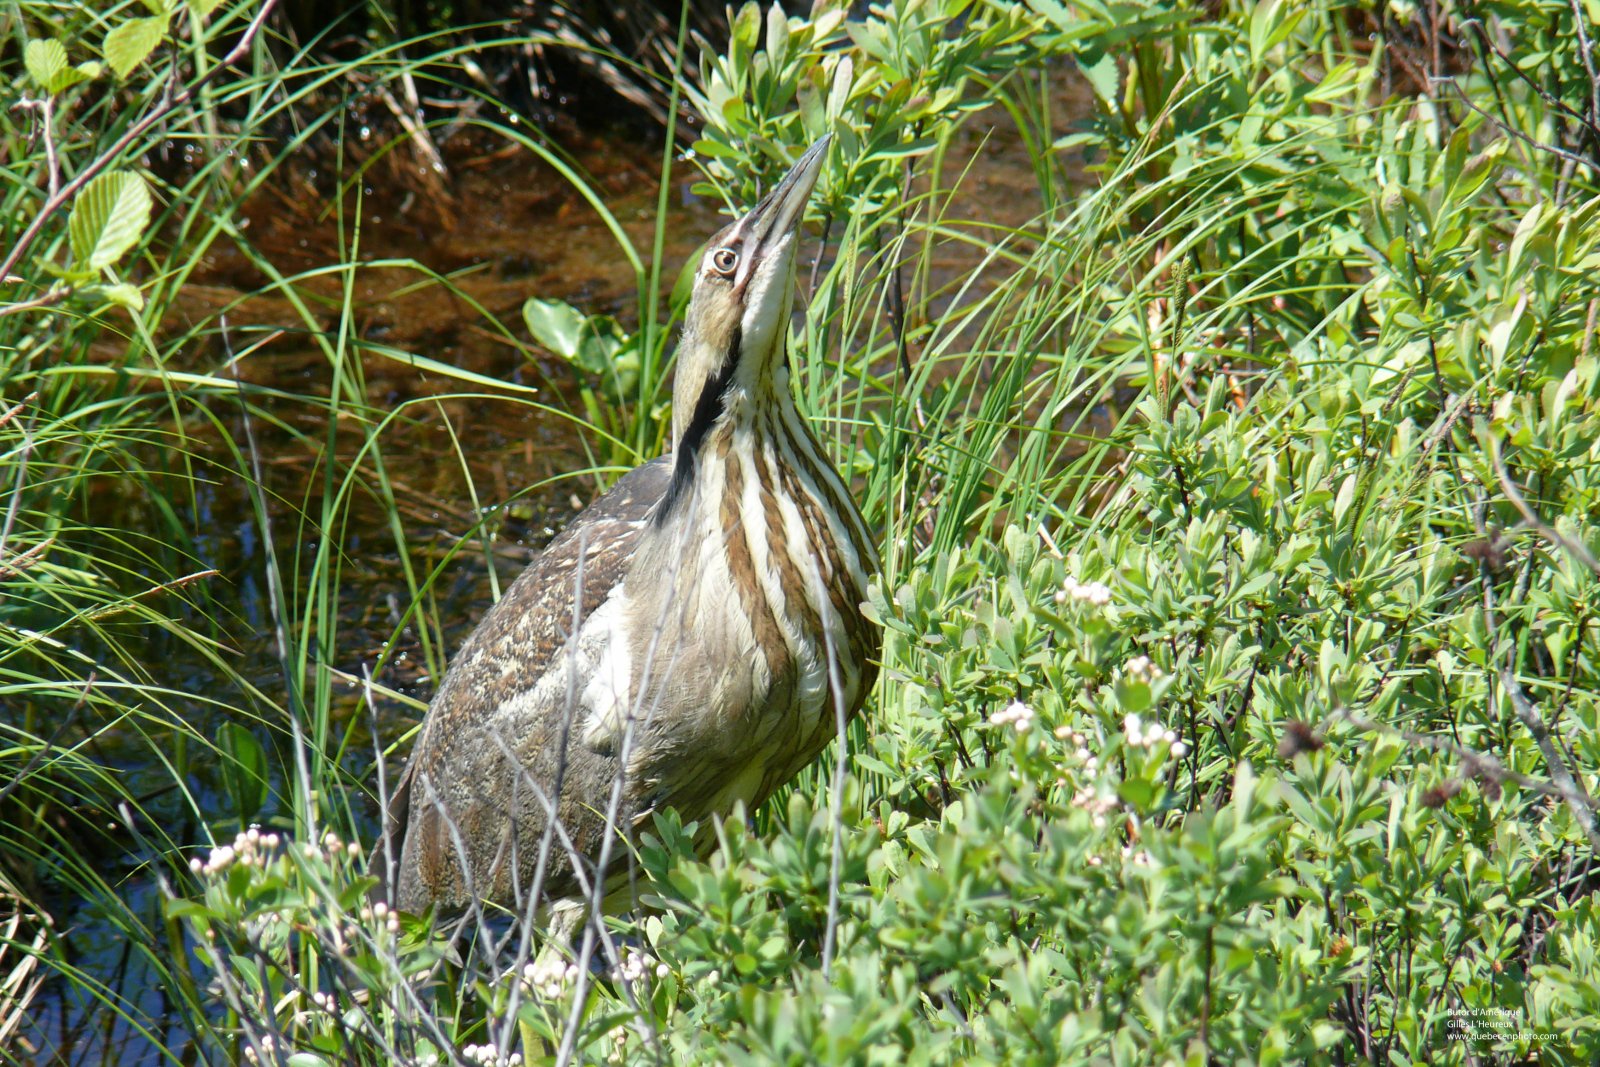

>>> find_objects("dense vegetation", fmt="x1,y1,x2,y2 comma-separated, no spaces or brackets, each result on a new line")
3,0,1599,1062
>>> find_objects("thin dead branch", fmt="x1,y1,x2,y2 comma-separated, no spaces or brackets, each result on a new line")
1489,438,1600,577
1329,707,1600,846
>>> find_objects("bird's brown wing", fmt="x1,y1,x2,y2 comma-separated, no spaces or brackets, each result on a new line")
387,456,671,913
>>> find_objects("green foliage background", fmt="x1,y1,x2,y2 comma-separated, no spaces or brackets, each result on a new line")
2,0,1599,1063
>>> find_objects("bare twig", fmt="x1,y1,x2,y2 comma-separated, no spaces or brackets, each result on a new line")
1458,463,1600,852
1498,669,1600,851
1437,77,1596,170
1488,436,1600,577
375,82,456,226
0,396,39,569
1036,524,1064,559
1329,709,1600,843
13,95,61,200
40,96,59,200
0,288,67,319
365,664,401,904
1458,18,1600,143
1572,0,1600,144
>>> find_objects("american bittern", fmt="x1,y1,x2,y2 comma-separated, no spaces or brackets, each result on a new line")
387,136,880,921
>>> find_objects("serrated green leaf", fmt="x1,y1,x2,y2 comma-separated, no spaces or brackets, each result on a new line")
25,39,66,92
1077,51,1119,107
28,46,92,94
68,171,153,272
104,15,168,78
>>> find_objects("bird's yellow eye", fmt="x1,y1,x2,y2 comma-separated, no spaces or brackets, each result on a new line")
710,247,739,276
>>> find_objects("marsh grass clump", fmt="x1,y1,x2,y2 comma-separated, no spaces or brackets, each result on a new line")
4,0,1600,1063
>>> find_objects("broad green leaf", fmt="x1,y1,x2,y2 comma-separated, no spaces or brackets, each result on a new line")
27,41,92,94
189,0,228,16
1331,473,1357,526
765,2,788,70
522,297,585,360
219,722,268,821
25,39,66,91
1113,677,1153,713
732,2,760,48
68,170,153,271
104,15,168,78
1118,778,1158,811
91,283,146,312
1507,201,1545,278
826,55,853,121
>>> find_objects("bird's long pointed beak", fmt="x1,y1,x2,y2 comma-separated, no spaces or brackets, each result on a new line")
734,135,831,292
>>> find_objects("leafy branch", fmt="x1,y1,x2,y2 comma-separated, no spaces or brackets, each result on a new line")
0,0,278,289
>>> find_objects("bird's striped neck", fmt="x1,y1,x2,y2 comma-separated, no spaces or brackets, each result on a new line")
643,353,878,717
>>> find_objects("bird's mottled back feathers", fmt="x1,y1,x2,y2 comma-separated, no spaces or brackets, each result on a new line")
420,457,670,737
389,457,671,912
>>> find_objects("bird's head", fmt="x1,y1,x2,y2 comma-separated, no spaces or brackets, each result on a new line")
670,136,830,452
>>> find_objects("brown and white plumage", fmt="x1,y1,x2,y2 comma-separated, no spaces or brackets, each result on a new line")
387,137,879,917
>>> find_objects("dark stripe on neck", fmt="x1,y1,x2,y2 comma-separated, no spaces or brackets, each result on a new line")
655,324,742,523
